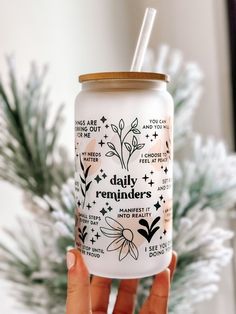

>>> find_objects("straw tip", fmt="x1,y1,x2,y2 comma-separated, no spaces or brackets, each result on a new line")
146,7,157,14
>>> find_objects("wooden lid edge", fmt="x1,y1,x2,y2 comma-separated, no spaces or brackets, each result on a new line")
79,72,170,83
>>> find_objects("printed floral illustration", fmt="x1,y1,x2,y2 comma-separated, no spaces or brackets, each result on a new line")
100,217,139,261
105,118,145,171
137,217,160,243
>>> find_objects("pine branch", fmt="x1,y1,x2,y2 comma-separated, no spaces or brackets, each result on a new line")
0,58,73,201
0,217,67,313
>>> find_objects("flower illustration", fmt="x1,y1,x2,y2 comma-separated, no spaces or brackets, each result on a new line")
100,217,139,261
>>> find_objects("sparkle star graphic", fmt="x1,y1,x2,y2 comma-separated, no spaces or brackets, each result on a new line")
107,206,113,211
86,203,91,210
163,229,167,235
160,195,163,201
148,180,154,187
154,201,161,210
100,208,107,216
142,174,149,181
98,140,105,147
94,175,102,183
90,238,95,245
152,131,158,139
95,232,101,240
100,116,107,123
164,167,168,174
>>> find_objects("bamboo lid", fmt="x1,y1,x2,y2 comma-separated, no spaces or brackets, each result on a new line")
79,72,169,83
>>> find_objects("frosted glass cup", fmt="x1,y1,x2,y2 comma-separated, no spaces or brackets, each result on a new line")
75,72,173,279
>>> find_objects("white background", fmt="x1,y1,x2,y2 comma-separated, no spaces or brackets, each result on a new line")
0,0,235,313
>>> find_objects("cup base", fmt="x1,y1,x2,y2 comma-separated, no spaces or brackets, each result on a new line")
87,252,172,279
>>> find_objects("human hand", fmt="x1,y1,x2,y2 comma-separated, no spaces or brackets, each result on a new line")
66,249,177,314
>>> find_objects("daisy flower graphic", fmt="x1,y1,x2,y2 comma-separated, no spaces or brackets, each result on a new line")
100,217,139,261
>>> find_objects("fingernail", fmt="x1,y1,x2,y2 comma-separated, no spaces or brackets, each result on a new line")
66,251,76,270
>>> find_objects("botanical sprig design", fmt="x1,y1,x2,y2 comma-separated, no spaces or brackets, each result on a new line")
105,118,145,170
125,135,145,170
79,156,92,208
137,217,160,243
78,225,88,243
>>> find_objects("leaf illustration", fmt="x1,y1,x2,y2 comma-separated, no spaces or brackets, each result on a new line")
131,118,138,128
124,142,132,152
119,241,130,261
150,226,160,237
80,156,84,171
78,228,82,233
132,136,138,147
80,185,85,197
139,219,150,230
82,225,87,233
106,151,115,157
136,143,145,150
150,216,161,230
119,119,125,130
129,242,139,260
132,128,141,134
79,233,87,243
80,175,85,184
86,181,92,191
107,142,115,150
138,217,161,243
83,232,88,240
84,165,91,178
137,229,149,240
111,124,119,133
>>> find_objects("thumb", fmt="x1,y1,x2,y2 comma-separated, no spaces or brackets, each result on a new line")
66,249,91,314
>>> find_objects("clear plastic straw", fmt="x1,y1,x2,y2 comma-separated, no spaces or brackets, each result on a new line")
130,8,157,72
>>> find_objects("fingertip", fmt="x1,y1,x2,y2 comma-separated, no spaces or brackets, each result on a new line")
157,268,170,281
66,251,76,270
66,248,89,275
172,251,178,263
168,251,178,281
